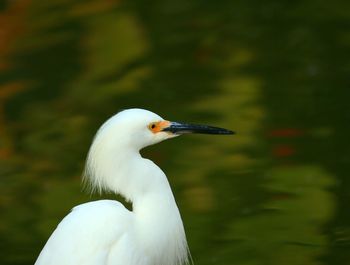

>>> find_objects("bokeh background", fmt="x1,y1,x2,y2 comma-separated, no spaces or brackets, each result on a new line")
0,0,349,264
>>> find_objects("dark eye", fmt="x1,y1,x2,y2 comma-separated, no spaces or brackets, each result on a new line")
148,122,160,132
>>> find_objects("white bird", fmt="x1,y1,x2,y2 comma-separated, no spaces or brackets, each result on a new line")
35,108,233,265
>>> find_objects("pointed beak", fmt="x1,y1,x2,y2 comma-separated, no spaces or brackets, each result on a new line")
162,121,235,135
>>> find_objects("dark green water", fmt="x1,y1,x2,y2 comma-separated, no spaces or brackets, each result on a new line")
0,0,349,264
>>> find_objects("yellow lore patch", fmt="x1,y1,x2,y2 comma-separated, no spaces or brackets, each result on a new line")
148,120,170,133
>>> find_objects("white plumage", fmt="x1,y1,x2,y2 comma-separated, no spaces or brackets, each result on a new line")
35,108,233,265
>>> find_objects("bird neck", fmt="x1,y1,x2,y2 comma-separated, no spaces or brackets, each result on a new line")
85,144,189,265
85,138,174,202
90,148,173,201
130,157,190,265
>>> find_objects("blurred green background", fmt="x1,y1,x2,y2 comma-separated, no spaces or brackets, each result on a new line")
0,0,349,264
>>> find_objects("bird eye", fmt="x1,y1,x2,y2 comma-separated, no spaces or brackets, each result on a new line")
148,121,169,133
148,122,158,132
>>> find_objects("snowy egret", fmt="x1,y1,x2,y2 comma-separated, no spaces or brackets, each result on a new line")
35,108,234,265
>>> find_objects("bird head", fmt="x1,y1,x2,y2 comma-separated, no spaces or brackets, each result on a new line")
94,109,234,150
84,108,234,194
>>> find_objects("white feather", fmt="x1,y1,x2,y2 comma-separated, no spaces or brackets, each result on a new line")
35,109,190,265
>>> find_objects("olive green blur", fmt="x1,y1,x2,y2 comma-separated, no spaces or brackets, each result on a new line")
0,0,349,264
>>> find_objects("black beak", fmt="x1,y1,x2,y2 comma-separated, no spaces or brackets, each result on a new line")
162,122,235,135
